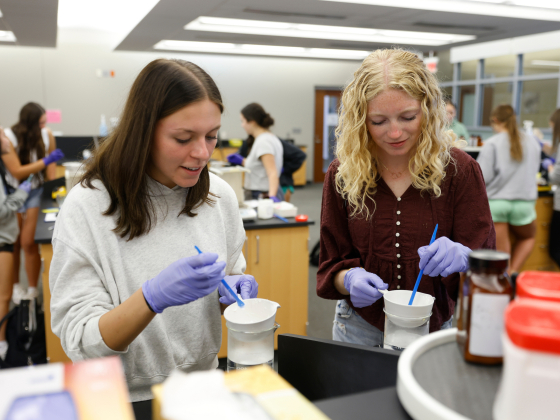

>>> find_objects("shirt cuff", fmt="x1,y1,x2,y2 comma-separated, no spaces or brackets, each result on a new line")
81,315,129,359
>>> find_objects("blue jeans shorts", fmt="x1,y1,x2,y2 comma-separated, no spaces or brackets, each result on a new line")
18,187,43,213
332,299,453,347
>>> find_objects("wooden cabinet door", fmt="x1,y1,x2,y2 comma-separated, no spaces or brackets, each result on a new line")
217,226,309,358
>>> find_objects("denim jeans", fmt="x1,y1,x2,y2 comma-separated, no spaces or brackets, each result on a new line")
332,299,453,347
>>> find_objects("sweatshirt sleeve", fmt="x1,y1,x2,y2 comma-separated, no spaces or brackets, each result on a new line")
476,142,496,186
0,187,27,220
316,160,362,300
49,196,128,361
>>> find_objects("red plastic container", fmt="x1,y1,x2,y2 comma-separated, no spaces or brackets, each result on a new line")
516,271,560,303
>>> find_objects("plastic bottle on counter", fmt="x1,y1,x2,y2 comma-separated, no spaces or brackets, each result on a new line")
493,299,560,420
99,114,108,137
457,249,512,364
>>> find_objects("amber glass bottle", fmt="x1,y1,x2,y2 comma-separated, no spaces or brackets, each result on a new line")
457,250,512,364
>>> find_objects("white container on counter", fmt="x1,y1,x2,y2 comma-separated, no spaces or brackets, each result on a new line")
493,299,560,420
63,162,86,192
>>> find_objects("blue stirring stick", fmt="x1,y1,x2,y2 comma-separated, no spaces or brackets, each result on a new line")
408,224,439,306
194,246,245,308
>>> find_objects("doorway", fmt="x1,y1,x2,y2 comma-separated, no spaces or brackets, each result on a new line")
313,89,342,183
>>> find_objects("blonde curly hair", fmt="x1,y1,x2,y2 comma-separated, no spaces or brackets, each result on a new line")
335,48,460,219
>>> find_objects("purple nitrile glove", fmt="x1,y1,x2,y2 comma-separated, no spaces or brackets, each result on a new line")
17,180,32,194
227,153,244,166
343,268,388,308
270,196,281,203
218,274,259,305
543,158,555,170
142,252,226,313
43,149,65,166
418,236,472,278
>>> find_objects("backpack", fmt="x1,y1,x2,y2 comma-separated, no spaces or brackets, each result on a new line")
279,139,306,188
0,298,47,369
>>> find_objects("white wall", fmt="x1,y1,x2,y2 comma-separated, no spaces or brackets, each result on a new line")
0,29,361,181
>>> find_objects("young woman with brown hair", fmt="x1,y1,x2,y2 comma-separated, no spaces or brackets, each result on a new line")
49,59,258,401
227,103,283,201
477,104,541,276
1,103,64,301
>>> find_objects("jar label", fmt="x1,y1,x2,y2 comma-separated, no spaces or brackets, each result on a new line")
468,293,510,357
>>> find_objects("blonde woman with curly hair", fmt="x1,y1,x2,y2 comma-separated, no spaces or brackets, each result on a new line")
317,49,496,347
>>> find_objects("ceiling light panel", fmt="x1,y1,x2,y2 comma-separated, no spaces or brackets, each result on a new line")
185,17,475,46
319,0,560,21
0,31,16,42
58,0,160,33
154,40,370,60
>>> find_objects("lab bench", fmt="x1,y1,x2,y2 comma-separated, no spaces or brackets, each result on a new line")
35,178,314,364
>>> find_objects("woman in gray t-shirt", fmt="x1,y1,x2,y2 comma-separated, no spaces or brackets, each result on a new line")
227,103,283,201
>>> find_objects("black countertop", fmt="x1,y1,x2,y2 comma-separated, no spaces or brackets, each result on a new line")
34,178,314,244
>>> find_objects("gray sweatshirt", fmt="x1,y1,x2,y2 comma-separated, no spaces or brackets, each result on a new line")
477,131,541,201
49,174,246,402
0,164,28,246
548,148,560,211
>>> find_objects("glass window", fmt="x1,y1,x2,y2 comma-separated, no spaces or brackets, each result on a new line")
441,86,453,102
460,60,478,81
483,55,516,78
520,79,559,128
523,48,560,76
481,83,513,125
459,85,476,126
437,50,454,83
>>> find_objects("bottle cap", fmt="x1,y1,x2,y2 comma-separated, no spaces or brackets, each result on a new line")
468,249,509,271
505,299,560,355
516,271,560,303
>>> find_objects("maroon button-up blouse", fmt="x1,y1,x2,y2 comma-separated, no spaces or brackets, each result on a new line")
317,148,496,332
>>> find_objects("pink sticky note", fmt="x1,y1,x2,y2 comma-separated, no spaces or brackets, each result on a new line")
46,109,61,124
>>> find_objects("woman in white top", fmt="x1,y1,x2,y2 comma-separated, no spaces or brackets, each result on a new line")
49,59,258,403
1,103,64,301
227,103,283,201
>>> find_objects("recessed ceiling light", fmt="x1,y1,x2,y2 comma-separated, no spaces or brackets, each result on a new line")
185,17,475,46
154,40,370,60
319,0,560,21
531,60,560,66
0,31,16,42
58,0,160,33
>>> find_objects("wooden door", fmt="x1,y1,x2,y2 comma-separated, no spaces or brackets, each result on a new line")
314,89,342,183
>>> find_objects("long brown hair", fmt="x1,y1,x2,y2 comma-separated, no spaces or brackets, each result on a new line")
241,103,274,128
551,108,560,154
12,102,46,180
81,59,224,240
492,104,522,161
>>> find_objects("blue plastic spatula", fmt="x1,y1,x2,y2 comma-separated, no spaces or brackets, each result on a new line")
194,246,245,308
408,224,439,306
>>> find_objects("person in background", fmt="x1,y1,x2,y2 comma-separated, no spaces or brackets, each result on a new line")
445,98,470,140
227,103,283,201
1,103,64,302
0,129,31,361
235,135,306,202
477,105,541,277
317,49,495,347
547,109,560,267
49,59,258,402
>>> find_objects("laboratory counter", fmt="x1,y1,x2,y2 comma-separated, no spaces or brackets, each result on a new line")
35,178,314,364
